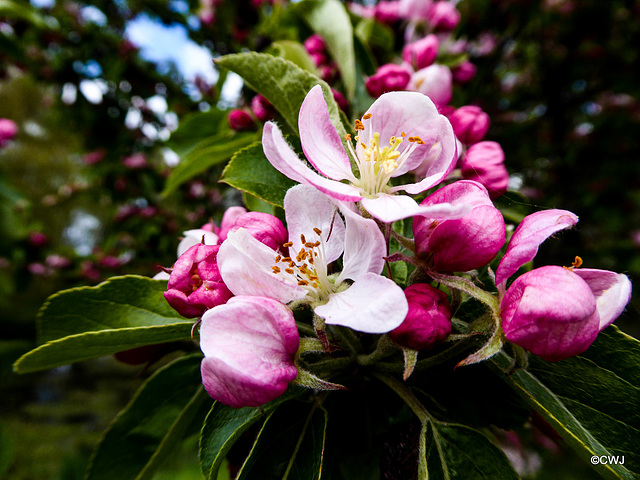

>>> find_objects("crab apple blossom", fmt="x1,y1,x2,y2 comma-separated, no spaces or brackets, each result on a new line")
407,64,453,107
426,1,461,31
449,105,491,145
199,296,299,408
164,243,233,318
413,180,505,272
365,64,412,98
262,85,466,223
388,283,452,350
402,34,439,70
496,209,632,360
218,185,408,333
501,266,599,362
460,141,509,199
452,61,477,83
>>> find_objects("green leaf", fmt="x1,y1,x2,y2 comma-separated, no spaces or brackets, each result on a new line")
0,423,14,478
236,402,327,480
296,0,357,101
0,0,57,28
268,40,320,74
220,141,297,208
163,132,257,196
492,326,640,480
242,192,276,215
13,276,192,373
85,355,209,480
199,387,305,480
215,52,346,138
421,420,519,480
166,109,228,157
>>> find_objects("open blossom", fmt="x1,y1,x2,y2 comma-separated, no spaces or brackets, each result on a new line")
199,296,299,408
413,180,505,272
262,85,465,223
218,185,408,333
497,209,632,360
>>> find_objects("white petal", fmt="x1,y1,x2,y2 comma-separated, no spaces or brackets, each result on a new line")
337,207,386,283
218,229,306,304
361,193,470,223
574,268,632,330
315,273,408,333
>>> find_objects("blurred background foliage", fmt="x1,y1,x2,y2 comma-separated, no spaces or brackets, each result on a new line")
0,0,638,478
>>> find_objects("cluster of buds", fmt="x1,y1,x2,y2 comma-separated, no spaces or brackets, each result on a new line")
160,85,631,409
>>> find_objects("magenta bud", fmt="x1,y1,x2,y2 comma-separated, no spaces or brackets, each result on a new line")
449,105,491,145
228,109,255,131
0,118,18,147
374,0,402,23
402,34,439,70
29,231,49,247
215,206,248,243
461,141,509,199
228,212,288,251
164,244,233,318
388,283,451,350
83,148,106,165
122,153,148,169
452,61,477,83
413,180,505,272
408,64,452,107
199,296,299,408
304,34,326,54
366,63,412,98
309,51,328,67
501,265,600,361
427,1,461,31
332,88,349,111
251,95,274,123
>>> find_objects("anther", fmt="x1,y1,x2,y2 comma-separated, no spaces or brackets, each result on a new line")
275,255,281,262
300,234,306,244
283,241,293,248
363,113,372,119
298,280,309,286
313,227,322,236
354,119,365,131
272,266,281,273
345,134,352,140
401,132,407,137
572,256,583,268
285,268,295,274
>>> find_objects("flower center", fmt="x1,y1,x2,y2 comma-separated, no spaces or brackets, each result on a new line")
345,113,425,196
270,227,335,303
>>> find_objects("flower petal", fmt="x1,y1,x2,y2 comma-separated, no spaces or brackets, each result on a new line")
360,91,457,179
361,193,470,223
314,273,408,333
177,229,219,256
299,85,356,181
218,229,306,304
262,122,363,202
284,185,345,264
495,209,579,286
336,206,386,283
573,268,632,331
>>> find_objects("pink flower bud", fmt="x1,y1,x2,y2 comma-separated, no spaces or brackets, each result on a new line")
413,180,505,272
408,64,452,107
29,231,49,247
0,118,18,147
501,265,600,361
228,109,255,131
309,51,328,67
304,34,326,54
388,283,451,350
199,296,299,408
332,88,349,111
427,1,461,31
461,141,509,199
374,0,402,23
452,61,477,83
402,34,439,70
228,212,288,251
366,63,412,98
215,206,248,243
164,243,233,318
449,105,491,144
251,95,274,123
83,148,106,165
122,153,148,169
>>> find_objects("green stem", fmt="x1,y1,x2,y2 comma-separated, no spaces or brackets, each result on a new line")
330,325,363,355
390,228,416,252
373,371,433,423
357,335,398,366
